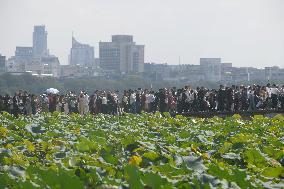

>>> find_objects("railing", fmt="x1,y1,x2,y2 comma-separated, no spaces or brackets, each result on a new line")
180,109,284,118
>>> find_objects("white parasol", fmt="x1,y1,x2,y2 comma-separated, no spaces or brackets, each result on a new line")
46,88,59,94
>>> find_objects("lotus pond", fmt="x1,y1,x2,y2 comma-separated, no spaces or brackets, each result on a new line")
0,112,284,188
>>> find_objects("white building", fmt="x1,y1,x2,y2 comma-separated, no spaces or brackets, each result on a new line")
6,56,60,77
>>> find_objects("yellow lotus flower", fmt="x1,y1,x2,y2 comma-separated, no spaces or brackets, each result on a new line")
128,155,142,166
0,126,8,137
202,153,210,160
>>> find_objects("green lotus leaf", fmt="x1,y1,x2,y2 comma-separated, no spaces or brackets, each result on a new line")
124,165,143,189
143,151,159,161
262,167,284,178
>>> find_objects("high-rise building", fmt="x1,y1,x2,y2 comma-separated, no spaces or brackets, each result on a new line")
69,37,94,66
0,54,6,73
15,46,33,60
33,25,48,57
6,25,61,76
200,58,222,81
99,35,144,73
6,47,33,73
221,63,233,73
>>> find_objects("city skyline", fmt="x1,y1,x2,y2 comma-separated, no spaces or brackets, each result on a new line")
0,0,284,68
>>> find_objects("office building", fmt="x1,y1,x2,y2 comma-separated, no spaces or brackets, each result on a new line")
69,37,94,66
33,25,48,57
99,35,144,73
15,46,33,60
41,56,60,77
200,58,222,81
265,66,284,81
0,54,6,73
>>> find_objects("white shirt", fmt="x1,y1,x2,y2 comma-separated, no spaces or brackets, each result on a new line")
189,92,195,101
148,94,155,103
185,90,190,100
270,88,279,95
130,93,136,104
78,95,85,104
113,94,118,103
84,94,89,106
145,94,150,104
102,97,107,105
279,87,284,95
266,87,272,98
123,95,128,103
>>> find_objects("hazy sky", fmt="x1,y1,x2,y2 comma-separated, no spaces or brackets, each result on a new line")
0,0,283,68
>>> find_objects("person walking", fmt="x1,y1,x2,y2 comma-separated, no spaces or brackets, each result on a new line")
84,92,89,114
78,92,85,115
101,93,108,114
280,85,284,110
217,85,226,111
248,87,256,111
270,84,279,109
130,91,136,114
12,93,19,117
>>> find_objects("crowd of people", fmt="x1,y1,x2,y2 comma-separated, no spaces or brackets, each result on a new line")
0,83,284,117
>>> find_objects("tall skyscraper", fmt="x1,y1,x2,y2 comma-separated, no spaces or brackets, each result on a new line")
200,58,222,81
69,37,94,66
99,35,144,73
33,25,48,57
0,54,6,73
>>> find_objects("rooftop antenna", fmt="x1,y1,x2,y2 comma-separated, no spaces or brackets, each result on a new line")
71,31,75,46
